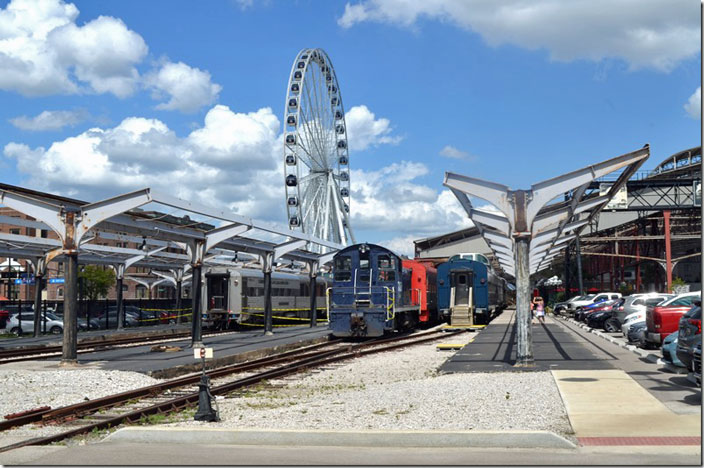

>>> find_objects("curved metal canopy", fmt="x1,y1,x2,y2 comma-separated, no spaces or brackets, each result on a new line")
443,145,650,278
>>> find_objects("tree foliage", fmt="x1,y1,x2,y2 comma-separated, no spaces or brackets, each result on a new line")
79,265,116,301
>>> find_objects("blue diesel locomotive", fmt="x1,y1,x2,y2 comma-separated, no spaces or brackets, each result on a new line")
436,254,506,325
328,243,421,337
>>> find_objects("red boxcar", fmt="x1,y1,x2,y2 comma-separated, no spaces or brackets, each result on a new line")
402,259,438,323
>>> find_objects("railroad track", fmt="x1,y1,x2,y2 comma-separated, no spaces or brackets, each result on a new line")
0,329,237,363
0,328,464,453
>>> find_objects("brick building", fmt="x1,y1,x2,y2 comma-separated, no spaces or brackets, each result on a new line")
0,207,174,302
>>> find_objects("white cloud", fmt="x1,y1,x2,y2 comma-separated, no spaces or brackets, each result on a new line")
3,105,285,218
9,109,88,131
684,87,701,120
0,0,147,97
379,234,418,258
3,101,458,244
146,61,222,113
0,0,220,111
349,161,472,236
439,145,477,162
345,105,402,151
338,0,699,72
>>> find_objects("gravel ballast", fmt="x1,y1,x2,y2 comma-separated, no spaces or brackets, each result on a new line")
165,331,575,438
0,329,575,444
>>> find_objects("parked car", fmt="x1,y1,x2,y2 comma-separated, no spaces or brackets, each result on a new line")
692,343,701,386
567,292,622,313
675,301,702,370
645,291,701,348
6,313,63,335
662,331,685,367
576,299,618,322
554,296,584,315
92,308,140,329
585,299,623,330
622,311,646,337
616,293,674,325
627,321,647,346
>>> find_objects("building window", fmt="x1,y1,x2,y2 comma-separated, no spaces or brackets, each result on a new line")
136,285,147,299
122,285,129,292
41,230,48,238
9,228,20,235
57,288,64,298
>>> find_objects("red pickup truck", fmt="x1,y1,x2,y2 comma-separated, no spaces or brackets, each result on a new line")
646,292,701,347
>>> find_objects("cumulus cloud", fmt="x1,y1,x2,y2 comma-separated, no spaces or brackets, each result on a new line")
349,161,472,236
338,0,699,72
146,61,222,113
0,0,220,111
378,234,418,258
9,109,88,131
439,145,477,162
0,0,147,97
345,105,402,151
684,87,701,120
3,105,285,218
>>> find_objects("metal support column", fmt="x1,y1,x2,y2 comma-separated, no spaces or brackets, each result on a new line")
176,279,183,324
263,254,273,335
515,237,533,366
116,274,124,330
636,238,641,293
664,210,672,292
190,264,203,347
564,245,571,298
62,251,79,364
575,236,584,296
33,272,43,337
309,261,318,328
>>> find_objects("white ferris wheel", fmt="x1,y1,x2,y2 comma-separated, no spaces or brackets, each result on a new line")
283,48,355,249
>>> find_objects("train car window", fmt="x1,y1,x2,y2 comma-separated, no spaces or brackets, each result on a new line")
379,270,395,281
334,256,352,281
458,275,467,285
377,255,395,269
359,249,370,269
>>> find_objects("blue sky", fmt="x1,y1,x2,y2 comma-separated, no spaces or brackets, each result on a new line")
0,0,700,255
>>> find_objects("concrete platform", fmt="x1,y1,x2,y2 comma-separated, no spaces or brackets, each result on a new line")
439,311,615,373
104,427,576,449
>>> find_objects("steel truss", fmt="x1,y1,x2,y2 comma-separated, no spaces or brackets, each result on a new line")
0,183,343,360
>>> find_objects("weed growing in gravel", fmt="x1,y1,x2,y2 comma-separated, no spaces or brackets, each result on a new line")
138,413,167,425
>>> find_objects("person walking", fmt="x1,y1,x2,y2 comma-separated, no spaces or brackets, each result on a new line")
532,296,546,325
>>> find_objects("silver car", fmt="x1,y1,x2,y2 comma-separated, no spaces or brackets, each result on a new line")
6,312,63,334
620,296,673,337
617,293,673,324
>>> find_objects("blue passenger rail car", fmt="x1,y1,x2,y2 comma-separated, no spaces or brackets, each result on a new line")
436,257,505,325
328,243,421,337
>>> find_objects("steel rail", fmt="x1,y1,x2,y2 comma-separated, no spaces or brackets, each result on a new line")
0,329,462,452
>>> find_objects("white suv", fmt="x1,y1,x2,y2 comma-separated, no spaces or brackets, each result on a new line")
568,292,622,312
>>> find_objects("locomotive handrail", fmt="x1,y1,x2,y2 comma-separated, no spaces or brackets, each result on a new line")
384,286,395,321
325,287,332,317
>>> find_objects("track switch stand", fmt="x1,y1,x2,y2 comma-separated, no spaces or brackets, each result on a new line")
194,347,219,422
